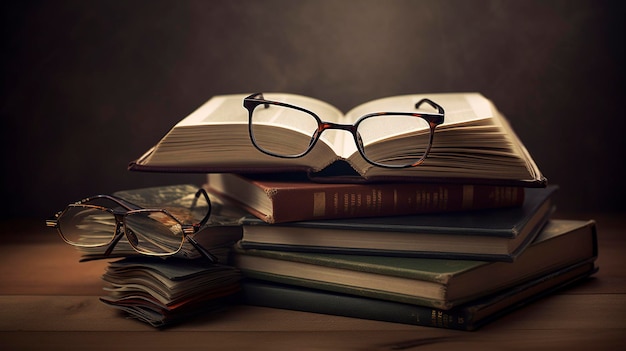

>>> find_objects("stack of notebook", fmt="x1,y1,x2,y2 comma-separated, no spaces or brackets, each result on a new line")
69,185,247,326
100,256,241,327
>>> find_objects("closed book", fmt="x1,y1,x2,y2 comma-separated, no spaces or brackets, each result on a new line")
240,186,557,261
233,219,598,309
240,261,597,331
206,173,525,223
129,92,546,187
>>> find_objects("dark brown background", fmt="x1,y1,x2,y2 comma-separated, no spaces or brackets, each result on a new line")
1,0,624,221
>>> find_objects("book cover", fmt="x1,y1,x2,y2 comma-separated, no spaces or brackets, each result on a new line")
206,173,526,223
233,219,598,309
240,261,597,331
128,92,546,187
240,186,557,261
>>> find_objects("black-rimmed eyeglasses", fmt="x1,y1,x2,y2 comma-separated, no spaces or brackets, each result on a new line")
244,93,445,168
46,188,217,262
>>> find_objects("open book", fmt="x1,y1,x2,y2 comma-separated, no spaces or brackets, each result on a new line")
129,93,546,186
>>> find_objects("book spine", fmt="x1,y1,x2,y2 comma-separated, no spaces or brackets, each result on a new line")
271,183,524,223
240,280,472,330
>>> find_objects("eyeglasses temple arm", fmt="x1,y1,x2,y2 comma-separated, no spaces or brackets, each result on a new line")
245,92,270,109
79,194,140,211
192,188,212,227
415,98,445,115
187,235,219,263
45,214,60,228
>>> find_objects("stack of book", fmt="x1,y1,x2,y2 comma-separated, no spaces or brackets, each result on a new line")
204,174,597,330
127,92,599,330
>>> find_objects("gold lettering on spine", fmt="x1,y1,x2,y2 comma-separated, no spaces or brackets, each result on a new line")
429,310,456,327
349,193,357,214
339,192,367,214
313,192,326,217
372,189,377,210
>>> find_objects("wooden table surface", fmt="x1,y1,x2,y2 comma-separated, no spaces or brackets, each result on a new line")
1,213,624,351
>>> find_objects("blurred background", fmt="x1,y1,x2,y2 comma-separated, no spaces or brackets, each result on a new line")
1,0,624,221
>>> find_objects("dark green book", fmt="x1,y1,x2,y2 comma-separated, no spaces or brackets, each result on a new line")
234,219,597,309
240,186,557,262
240,260,597,331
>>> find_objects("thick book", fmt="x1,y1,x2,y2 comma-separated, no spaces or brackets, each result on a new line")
239,186,557,261
240,261,597,331
233,219,598,309
206,173,525,224
129,92,546,187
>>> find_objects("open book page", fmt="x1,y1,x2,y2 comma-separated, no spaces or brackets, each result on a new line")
335,93,494,160
177,94,249,126
178,93,342,126
345,93,493,129
336,93,541,182
250,93,346,154
179,93,346,159
491,108,544,182
138,93,344,170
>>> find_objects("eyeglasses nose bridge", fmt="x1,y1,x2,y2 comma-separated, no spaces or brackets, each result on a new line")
317,122,361,148
103,221,127,256
317,122,358,135
111,211,126,225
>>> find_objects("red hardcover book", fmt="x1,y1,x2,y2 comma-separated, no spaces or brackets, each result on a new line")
205,173,525,224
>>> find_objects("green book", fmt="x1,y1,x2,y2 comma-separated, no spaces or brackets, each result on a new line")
234,219,598,309
241,260,597,331
240,186,557,262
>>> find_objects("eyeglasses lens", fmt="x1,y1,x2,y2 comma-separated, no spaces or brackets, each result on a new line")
57,205,116,247
250,103,319,157
123,211,184,255
357,114,432,167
